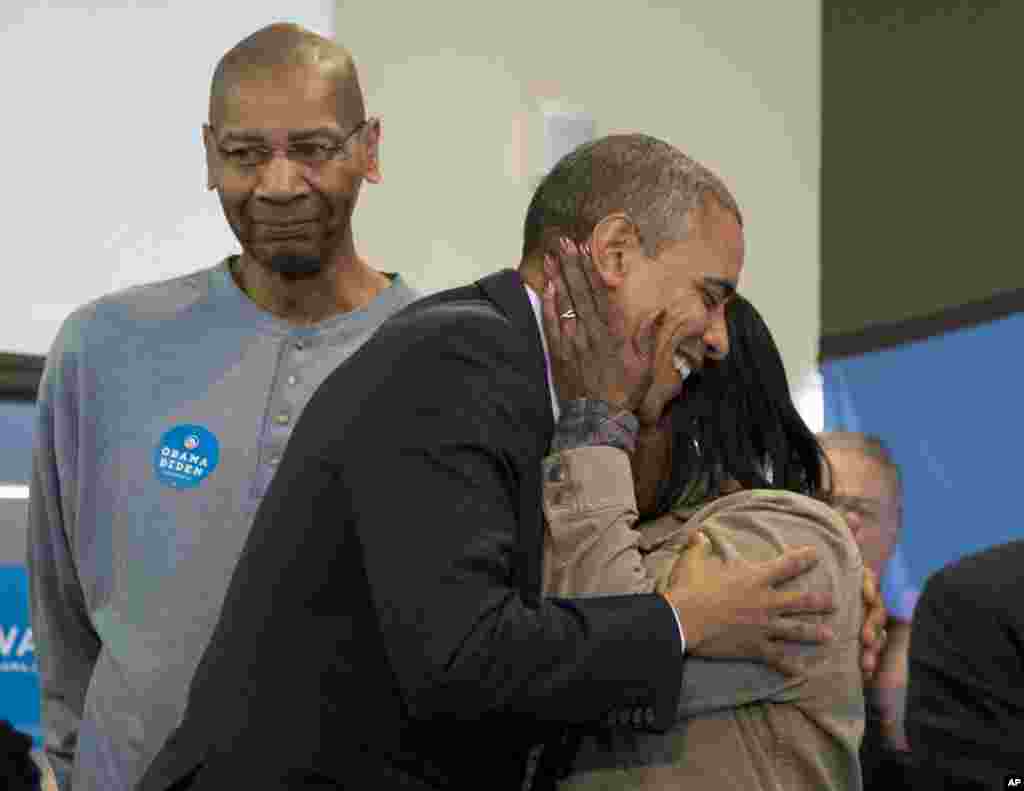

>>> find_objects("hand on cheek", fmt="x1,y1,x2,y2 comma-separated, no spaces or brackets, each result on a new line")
635,328,679,426
636,310,706,427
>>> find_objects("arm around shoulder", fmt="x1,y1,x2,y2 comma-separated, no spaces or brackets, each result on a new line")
653,491,865,713
325,308,681,727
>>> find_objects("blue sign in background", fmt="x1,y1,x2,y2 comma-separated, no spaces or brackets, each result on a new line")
0,564,41,746
823,311,1024,596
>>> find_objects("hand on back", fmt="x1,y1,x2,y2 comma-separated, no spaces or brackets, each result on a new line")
665,532,835,676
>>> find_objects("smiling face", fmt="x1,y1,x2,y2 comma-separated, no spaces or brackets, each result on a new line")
613,195,744,422
203,63,379,276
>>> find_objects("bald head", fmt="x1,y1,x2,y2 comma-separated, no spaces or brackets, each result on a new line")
209,23,365,127
818,432,902,500
818,431,902,577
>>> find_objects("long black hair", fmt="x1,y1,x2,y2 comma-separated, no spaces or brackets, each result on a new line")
655,294,827,514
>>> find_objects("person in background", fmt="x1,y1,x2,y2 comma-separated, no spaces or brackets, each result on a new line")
27,23,418,791
543,292,865,789
907,539,1024,789
817,431,911,778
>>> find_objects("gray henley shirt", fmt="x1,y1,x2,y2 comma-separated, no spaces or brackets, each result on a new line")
27,259,419,791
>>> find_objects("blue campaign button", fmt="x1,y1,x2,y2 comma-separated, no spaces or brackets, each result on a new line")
154,425,220,490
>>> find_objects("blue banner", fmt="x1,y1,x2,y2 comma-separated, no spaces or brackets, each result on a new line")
0,564,40,746
823,312,1024,595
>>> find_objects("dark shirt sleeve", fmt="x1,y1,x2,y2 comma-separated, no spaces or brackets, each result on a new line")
907,542,1024,784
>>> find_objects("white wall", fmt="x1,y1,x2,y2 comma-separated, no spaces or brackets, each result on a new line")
340,0,821,384
3,1,335,356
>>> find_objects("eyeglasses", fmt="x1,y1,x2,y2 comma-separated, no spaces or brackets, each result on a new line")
213,119,373,169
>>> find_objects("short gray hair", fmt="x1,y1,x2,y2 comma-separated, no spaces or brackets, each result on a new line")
818,431,902,499
521,133,742,260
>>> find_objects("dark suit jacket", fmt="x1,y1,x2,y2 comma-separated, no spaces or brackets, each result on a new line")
138,269,683,791
907,539,1024,787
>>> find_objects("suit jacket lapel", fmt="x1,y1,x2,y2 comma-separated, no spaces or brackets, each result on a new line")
476,268,555,429
477,269,554,603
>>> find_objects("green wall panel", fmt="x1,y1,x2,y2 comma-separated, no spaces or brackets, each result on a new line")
822,0,1023,341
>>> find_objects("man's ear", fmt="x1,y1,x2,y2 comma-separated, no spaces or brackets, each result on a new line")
590,214,643,288
363,118,382,184
202,124,221,191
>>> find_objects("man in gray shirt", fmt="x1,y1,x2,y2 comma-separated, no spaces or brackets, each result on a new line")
27,23,419,791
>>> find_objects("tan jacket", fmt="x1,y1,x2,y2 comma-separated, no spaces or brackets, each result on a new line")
542,446,865,790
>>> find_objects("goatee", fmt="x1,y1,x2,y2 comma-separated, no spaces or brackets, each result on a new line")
267,253,325,278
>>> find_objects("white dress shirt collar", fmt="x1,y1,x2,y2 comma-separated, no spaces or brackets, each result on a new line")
524,283,561,423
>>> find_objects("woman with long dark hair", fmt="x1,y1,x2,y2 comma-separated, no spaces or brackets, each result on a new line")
654,292,827,512
542,294,865,790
